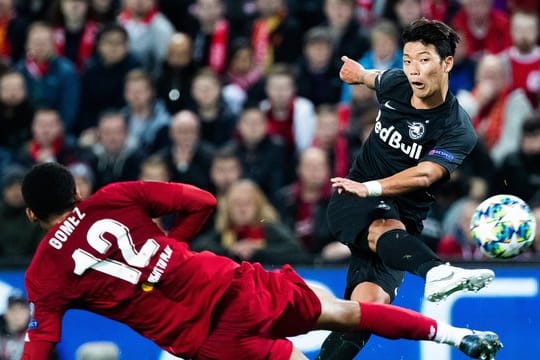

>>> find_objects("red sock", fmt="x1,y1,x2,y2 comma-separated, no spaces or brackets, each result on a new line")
358,302,437,340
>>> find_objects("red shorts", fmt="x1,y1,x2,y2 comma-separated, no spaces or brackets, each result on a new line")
196,262,322,360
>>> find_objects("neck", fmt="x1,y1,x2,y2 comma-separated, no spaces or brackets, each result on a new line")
301,186,321,202
66,19,84,32
132,105,151,118
42,210,72,230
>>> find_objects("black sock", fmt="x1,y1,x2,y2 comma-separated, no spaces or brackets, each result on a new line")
316,331,371,360
376,229,442,278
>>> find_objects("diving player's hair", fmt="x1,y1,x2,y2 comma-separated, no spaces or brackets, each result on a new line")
22,162,77,221
401,18,460,59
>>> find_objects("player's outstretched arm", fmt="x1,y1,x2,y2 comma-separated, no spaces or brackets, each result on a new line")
331,161,447,197
339,56,380,89
21,341,56,359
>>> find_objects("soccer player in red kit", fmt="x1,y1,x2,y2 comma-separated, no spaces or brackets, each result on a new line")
20,162,502,360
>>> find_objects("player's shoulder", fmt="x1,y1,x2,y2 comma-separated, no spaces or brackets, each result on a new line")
375,69,410,99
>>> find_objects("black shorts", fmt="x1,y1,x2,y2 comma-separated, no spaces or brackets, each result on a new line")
327,191,423,301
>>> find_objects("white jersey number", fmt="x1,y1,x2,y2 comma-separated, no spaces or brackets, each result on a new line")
72,219,159,284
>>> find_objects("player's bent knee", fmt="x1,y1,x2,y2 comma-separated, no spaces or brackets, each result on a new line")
317,298,360,331
367,219,406,252
351,282,391,304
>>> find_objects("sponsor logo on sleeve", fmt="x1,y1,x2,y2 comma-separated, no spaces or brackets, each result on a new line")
428,149,454,161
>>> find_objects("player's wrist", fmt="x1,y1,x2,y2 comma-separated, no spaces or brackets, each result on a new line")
363,181,382,197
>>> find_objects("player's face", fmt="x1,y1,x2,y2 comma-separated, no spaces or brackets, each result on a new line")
403,41,452,106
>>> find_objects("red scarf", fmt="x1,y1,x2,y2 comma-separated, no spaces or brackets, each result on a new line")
209,19,229,74
118,7,158,25
472,87,511,149
226,67,262,90
251,14,282,72
233,225,265,241
25,57,50,78
29,136,65,162
54,21,98,70
266,101,295,148
312,135,349,178
0,14,12,59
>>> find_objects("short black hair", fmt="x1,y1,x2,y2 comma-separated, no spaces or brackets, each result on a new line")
22,162,77,221
401,18,460,59
96,22,129,45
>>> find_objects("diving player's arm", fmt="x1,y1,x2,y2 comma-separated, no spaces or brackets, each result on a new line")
339,56,382,89
21,341,57,359
331,161,446,197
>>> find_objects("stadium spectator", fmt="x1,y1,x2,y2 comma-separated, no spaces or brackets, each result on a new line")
87,111,145,189
14,108,88,168
192,179,311,265
448,30,476,95
420,0,461,24
15,0,50,22
502,11,540,108
320,0,370,65
209,145,242,200
452,0,511,60
222,37,264,113
138,154,170,182
457,54,533,165
250,0,302,71
122,69,170,154
296,26,342,106
117,0,174,78
312,104,350,178
188,68,237,147
490,114,540,203
156,110,214,191
78,23,141,135
189,0,230,75
47,0,99,71
260,63,317,154
341,19,402,105
0,292,31,360
19,161,503,360
382,0,423,45
436,198,485,261
276,147,350,264
156,32,196,115
0,165,42,262
228,107,286,200
0,0,29,65
15,22,80,133
0,71,34,154
68,161,95,199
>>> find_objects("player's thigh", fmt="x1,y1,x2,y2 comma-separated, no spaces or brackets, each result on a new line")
345,249,404,302
198,333,293,360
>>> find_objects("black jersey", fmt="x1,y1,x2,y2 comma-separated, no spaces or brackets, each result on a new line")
349,68,477,212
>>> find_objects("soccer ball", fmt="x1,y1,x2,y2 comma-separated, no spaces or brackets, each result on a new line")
470,194,536,259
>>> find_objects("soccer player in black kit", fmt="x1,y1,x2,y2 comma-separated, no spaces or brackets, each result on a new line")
317,19,498,359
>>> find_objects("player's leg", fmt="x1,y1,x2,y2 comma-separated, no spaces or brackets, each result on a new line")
310,285,503,359
369,217,494,302
316,247,400,360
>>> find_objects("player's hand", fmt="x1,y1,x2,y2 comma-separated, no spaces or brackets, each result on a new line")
331,177,368,197
339,56,364,84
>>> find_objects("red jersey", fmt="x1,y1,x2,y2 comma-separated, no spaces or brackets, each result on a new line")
506,46,540,107
23,181,239,359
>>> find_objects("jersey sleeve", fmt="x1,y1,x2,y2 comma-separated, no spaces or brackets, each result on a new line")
421,110,477,174
99,181,217,242
374,69,409,102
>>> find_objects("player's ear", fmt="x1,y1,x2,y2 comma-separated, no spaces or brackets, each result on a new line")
443,56,454,73
26,208,38,223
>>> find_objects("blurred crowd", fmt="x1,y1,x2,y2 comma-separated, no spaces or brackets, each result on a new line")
1,0,540,269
